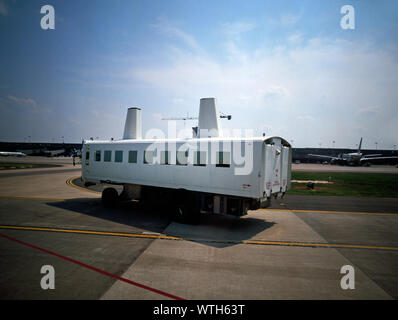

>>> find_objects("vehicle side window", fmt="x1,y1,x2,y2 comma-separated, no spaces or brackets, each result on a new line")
144,150,154,164
115,150,123,163
194,151,206,166
161,151,171,165
95,150,101,162
104,150,112,162
216,152,230,167
128,150,137,163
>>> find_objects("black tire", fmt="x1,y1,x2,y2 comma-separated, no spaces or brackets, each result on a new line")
174,203,188,223
173,191,201,225
102,187,119,208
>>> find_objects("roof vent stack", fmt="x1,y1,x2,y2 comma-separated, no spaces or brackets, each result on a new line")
123,107,142,140
198,98,222,138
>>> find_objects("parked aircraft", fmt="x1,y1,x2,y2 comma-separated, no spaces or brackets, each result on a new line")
44,149,65,157
308,138,398,166
0,151,26,157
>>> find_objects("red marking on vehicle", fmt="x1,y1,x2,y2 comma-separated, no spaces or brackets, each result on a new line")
0,233,185,300
266,182,271,190
273,181,280,186
242,184,251,188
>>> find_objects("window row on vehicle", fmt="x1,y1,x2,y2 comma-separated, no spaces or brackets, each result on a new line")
90,150,230,167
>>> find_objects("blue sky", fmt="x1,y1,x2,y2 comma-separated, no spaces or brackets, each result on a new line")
0,0,397,149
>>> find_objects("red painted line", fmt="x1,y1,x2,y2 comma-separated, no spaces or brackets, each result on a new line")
0,233,185,300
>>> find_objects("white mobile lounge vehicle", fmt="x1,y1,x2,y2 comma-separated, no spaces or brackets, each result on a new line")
82,98,292,223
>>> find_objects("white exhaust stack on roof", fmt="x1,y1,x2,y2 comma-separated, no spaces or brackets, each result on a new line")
123,107,142,140
198,98,222,138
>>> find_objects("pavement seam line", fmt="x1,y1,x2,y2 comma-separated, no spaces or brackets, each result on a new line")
0,232,185,300
259,208,398,216
1,225,397,252
0,196,66,202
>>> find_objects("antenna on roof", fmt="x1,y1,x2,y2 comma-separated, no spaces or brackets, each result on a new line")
162,112,232,122
161,98,232,136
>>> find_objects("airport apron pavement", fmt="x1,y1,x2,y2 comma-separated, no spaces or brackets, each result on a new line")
0,166,397,299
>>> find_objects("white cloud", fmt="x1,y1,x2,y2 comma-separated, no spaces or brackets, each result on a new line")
90,109,119,121
7,95,51,114
269,13,301,27
287,32,304,45
263,86,290,99
221,21,255,38
171,97,185,105
280,13,301,27
152,112,163,120
297,115,315,121
151,17,202,52
129,37,398,124
8,95,37,107
89,19,398,147
356,105,380,115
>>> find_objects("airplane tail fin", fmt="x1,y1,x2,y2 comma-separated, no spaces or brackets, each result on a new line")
358,137,362,152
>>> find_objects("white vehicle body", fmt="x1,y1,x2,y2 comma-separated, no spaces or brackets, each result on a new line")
81,98,292,219
82,136,291,200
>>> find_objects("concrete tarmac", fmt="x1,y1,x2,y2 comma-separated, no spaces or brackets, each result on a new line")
0,160,397,299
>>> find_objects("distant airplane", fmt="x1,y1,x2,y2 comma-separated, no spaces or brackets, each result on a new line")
70,148,82,158
44,149,65,157
0,151,27,157
308,138,398,166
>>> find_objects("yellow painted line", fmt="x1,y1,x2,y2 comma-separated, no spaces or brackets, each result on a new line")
0,225,180,241
0,196,66,202
244,240,398,251
1,225,397,252
259,208,398,217
0,177,100,201
66,177,101,194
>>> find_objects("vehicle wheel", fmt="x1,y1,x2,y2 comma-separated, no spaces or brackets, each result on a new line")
173,192,200,225
175,204,200,225
174,203,187,223
102,187,119,208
